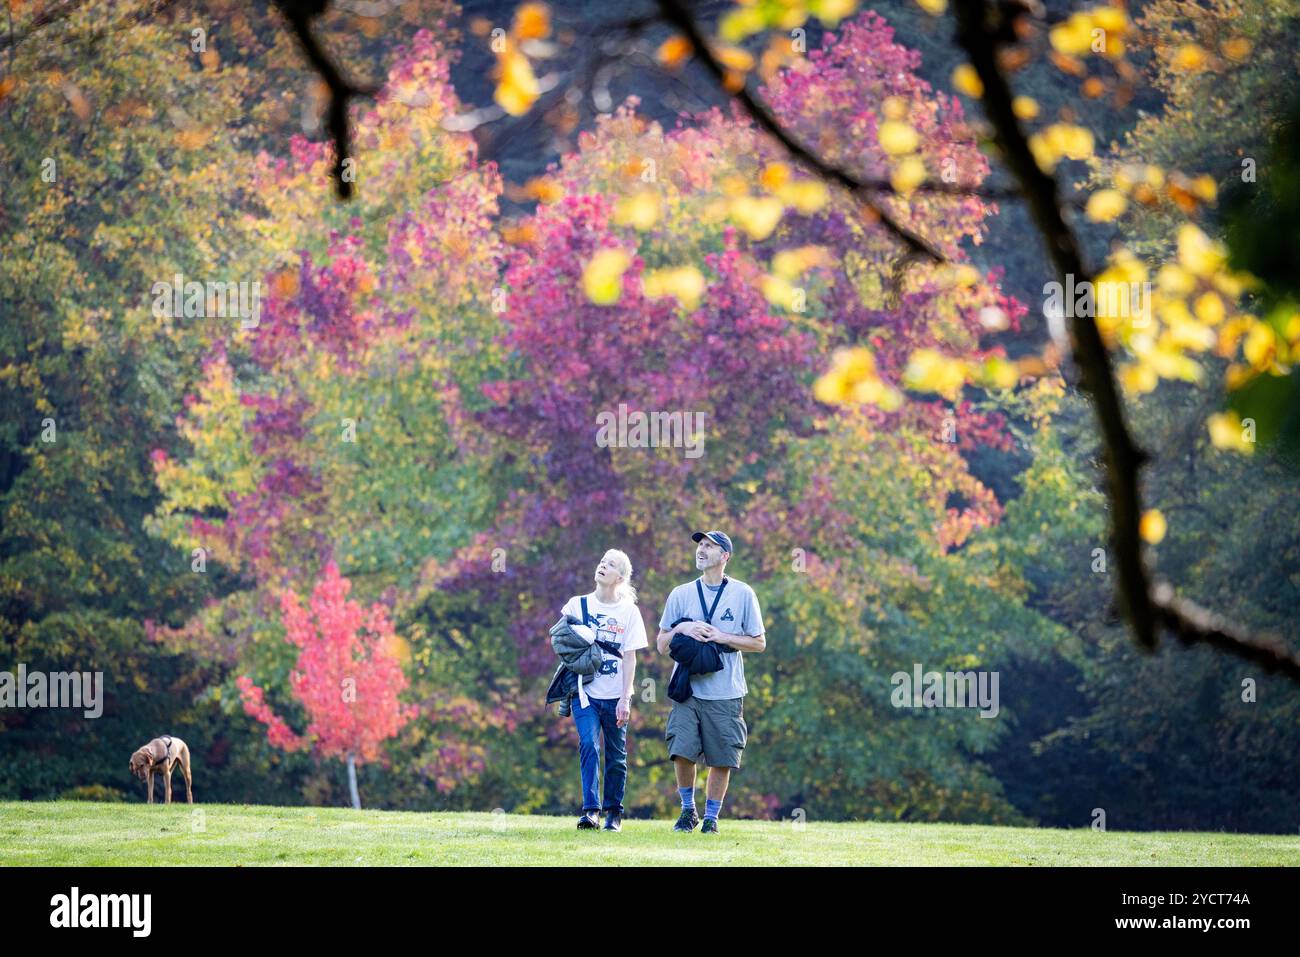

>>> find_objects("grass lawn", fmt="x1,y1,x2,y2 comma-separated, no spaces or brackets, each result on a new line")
1,801,1296,866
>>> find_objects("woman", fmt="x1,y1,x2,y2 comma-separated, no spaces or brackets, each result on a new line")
559,549,648,831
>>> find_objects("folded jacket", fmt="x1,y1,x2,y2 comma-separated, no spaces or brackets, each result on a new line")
545,613,624,709
666,616,736,703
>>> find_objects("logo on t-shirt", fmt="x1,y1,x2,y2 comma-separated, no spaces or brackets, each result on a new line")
720,608,735,623
588,612,624,676
589,612,624,645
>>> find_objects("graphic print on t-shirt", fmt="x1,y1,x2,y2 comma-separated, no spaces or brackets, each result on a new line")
588,612,625,675
565,593,648,700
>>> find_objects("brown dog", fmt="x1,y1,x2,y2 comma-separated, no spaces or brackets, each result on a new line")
129,735,193,804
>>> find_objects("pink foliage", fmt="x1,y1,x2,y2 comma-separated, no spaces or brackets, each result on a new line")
238,561,416,764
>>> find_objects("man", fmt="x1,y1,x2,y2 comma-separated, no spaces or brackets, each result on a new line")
657,530,765,834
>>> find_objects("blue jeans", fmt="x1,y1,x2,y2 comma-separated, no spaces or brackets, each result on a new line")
572,696,627,815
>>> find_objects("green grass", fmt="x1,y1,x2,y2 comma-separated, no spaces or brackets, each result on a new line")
1,801,1296,866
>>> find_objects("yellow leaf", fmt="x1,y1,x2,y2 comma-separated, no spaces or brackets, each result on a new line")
642,266,705,310
776,179,830,214
1049,13,1094,57
1028,133,1058,172
1011,96,1039,121
1156,264,1195,296
771,245,830,280
716,45,755,74
811,0,858,27
657,35,693,69
914,0,947,14
719,7,766,42
941,263,981,288
760,163,791,192
524,176,563,203
1176,224,1226,277
729,196,785,240
903,348,968,400
891,155,927,194
813,369,850,404
951,64,983,98
877,120,919,156
1189,175,1217,203
1139,509,1166,545
1243,322,1276,369
1193,291,1225,326
1052,123,1095,160
513,3,551,40
1085,189,1128,222
1119,362,1158,394
1171,43,1207,72
582,249,631,305
1207,411,1254,453
815,347,902,409
982,356,1019,389
761,274,798,310
1091,8,1129,33
613,191,660,230
494,47,540,116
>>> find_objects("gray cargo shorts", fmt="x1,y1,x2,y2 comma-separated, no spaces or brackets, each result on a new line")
666,695,747,769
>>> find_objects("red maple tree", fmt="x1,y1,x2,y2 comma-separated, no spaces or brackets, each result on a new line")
237,561,417,808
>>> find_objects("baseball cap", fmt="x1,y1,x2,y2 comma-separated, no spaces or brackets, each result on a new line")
691,530,734,555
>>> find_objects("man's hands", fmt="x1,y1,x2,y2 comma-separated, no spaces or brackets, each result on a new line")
656,620,727,654
616,698,631,727
676,621,720,642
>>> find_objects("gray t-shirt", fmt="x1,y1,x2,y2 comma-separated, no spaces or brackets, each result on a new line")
659,576,765,700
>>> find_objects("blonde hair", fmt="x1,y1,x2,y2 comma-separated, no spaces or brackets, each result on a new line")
602,549,638,604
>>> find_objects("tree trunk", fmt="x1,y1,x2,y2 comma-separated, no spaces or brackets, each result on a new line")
346,753,361,810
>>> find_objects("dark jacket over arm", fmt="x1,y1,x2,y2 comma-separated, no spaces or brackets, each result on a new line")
666,617,735,703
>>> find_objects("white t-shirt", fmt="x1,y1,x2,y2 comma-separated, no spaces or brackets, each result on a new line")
560,592,648,701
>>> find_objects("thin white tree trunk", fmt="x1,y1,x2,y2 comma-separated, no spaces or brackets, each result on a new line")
346,753,361,810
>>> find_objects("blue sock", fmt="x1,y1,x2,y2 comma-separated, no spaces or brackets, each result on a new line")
704,798,723,821
679,787,695,811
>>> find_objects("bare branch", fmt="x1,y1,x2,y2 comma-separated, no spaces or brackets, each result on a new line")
1153,582,1300,681
272,0,379,200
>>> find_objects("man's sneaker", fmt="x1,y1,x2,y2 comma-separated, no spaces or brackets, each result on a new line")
700,817,719,834
602,813,622,832
577,811,600,829
673,808,700,832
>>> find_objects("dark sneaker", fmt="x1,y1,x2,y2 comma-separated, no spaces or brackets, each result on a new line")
602,813,622,832
577,811,600,829
673,808,700,832
700,817,719,834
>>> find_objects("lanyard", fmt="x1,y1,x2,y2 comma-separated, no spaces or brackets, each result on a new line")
695,577,729,624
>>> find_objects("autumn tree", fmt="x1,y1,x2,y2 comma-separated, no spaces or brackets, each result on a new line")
238,561,417,808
